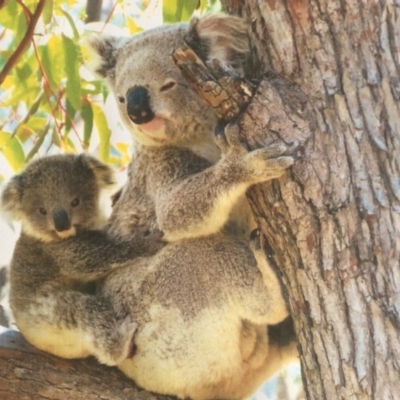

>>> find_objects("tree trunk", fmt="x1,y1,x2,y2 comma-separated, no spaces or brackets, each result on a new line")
221,0,400,399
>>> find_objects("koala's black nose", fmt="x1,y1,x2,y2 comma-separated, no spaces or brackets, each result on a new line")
126,86,155,125
53,209,71,232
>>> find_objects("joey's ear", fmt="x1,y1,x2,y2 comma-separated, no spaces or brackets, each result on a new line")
185,14,249,66
79,154,117,188
1,175,23,220
82,34,126,82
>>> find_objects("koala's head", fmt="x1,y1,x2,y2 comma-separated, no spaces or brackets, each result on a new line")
1,154,116,242
85,15,249,148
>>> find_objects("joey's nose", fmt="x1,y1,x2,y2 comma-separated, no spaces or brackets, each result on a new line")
53,209,71,232
126,86,155,125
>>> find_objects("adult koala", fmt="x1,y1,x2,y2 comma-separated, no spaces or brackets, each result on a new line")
86,14,298,400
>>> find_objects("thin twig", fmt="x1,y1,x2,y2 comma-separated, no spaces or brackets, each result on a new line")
15,0,33,19
101,0,118,32
0,0,46,86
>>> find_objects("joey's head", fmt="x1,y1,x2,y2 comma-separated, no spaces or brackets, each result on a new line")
1,154,116,242
85,14,249,149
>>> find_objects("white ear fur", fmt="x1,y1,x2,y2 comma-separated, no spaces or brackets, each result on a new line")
1,176,23,221
187,14,249,64
81,34,127,81
78,154,117,189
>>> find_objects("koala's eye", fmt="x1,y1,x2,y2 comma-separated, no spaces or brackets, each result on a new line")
71,198,80,207
39,207,47,216
117,96,125,104
160,81,176,92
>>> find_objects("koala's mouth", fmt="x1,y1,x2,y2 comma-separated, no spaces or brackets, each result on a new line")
134,116,165,133
55,226,77,240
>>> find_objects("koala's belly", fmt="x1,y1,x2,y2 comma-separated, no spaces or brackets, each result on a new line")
118,304,269,400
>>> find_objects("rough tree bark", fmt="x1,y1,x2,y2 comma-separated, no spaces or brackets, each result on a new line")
219,1,400,399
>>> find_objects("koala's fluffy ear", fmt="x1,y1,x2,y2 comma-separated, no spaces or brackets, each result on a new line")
82,34,126,83
185,14,249,66
1,175,24,220
79,154,117,189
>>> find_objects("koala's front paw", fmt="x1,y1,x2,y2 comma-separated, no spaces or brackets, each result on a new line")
245,143,294,183
216,122,295,183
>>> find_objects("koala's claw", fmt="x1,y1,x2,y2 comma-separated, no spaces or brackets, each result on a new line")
249,229,261,251
215,122,244,154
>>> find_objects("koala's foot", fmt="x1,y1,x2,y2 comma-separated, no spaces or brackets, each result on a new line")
249,229,270,277
249,228,261,251
94,317,138,366
249,229,289,322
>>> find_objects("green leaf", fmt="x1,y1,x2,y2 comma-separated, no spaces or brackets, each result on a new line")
3,86,39,108
92,103,111,162
163,0,198,23
25,121,51,162
43,0,54,24
15,62,34,82
15,12,28,44
65,98,76,134
0,131,25,172
40,35,65,92
60,8,80,41
0,0,18,30
26,117,48,132
62,34,82,111
81,100,93,149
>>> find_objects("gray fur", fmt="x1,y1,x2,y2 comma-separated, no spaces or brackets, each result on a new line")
1,154,163,366
87,14,298,399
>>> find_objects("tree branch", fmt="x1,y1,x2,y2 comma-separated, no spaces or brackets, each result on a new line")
0,0,46,86
171,45,254,123
0,329,177,400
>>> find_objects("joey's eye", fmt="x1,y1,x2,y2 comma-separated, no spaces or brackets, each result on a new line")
117,96,125,104
160,81,176,92
71,198,80,207
39,207,47,216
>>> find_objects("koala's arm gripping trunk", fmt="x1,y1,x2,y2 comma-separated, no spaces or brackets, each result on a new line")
46,231,162,281
154,129,292,242
156,158,249,241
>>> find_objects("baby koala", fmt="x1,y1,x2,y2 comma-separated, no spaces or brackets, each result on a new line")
1,154,162,366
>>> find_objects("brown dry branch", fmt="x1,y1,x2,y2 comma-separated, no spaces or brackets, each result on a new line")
0,0,46,86
171,45,255,124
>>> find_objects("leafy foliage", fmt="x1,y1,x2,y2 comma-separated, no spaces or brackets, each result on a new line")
0,0,220,179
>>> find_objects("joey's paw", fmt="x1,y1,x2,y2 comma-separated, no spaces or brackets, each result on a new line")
214,122,245,155
141,229,166,254
246,143,294,183
143,227,164,240
111,188,123,207
114,317,138,364
98,317,138,366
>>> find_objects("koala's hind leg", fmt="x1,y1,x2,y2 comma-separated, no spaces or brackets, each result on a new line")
236,229,289,326
44,292,137,366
